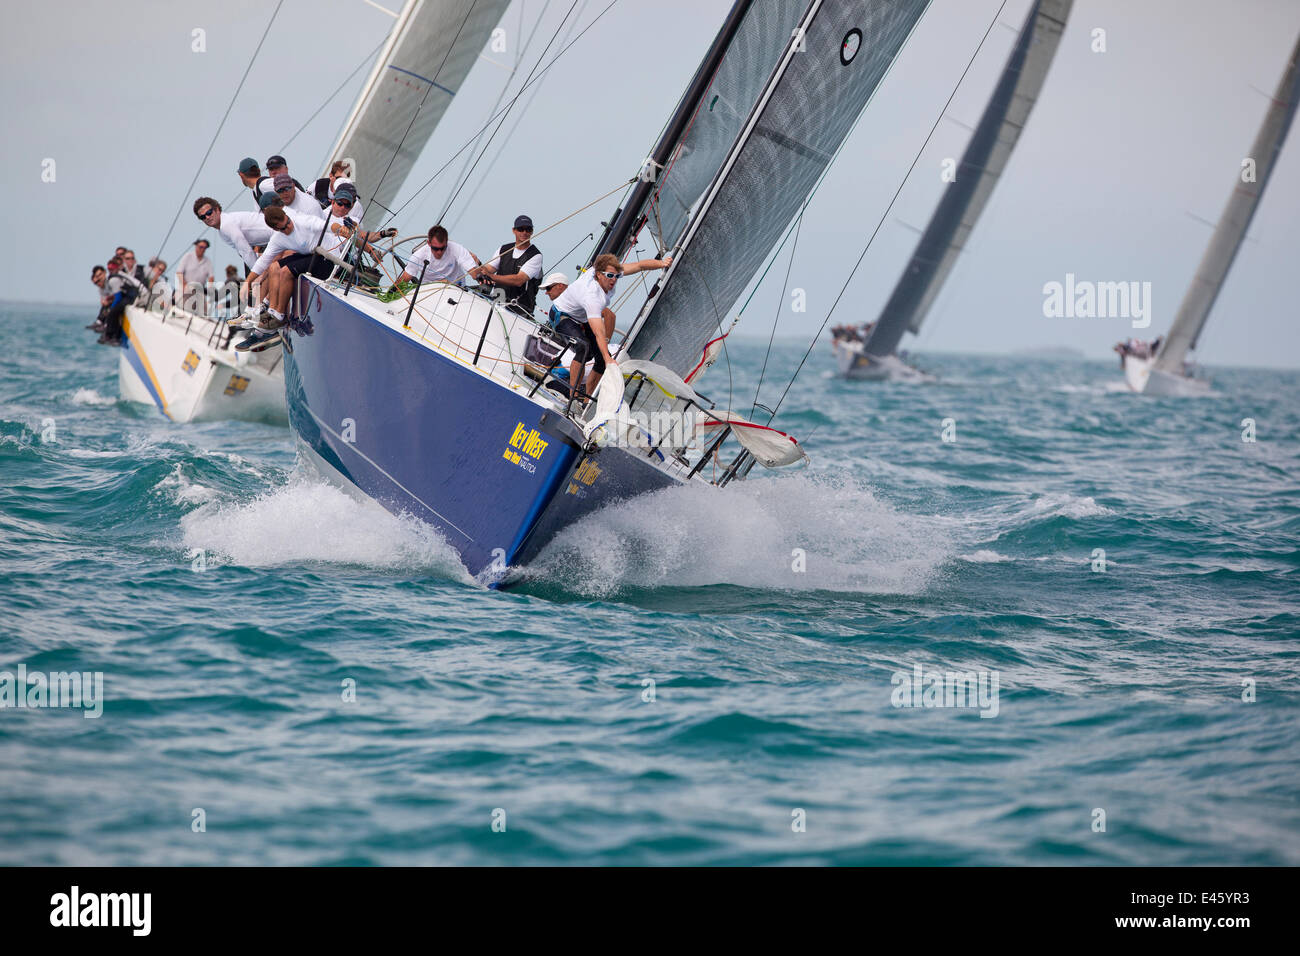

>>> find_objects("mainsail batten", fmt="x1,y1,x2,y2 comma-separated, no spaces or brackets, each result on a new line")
326,0,510,228
1154,31,1300,373
626,0,933,378
862,0,1072,359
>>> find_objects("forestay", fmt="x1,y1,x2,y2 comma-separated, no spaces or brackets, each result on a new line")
863,0,1072,358
1155,30,1300,373
326,0,510,228
626,0,932,379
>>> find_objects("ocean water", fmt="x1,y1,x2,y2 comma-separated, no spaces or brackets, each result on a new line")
1,301,1297,866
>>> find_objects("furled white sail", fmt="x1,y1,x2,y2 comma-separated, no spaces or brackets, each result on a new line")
326,0,510,228
1154,30,1300,374
862,0,1071,358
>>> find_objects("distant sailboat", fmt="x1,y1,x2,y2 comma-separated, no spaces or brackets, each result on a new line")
280,0,933,582
115,0,507,422
832,0,1072,381
1119,29,1300,396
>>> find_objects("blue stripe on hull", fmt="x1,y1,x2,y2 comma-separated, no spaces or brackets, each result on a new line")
285,286,674,579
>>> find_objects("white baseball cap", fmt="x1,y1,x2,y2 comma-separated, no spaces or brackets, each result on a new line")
542,272,568,289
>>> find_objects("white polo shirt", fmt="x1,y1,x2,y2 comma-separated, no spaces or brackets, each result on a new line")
551,268,611,321
174,248,214,287
405,239,478,284
251,213,328,274
218,211,274,269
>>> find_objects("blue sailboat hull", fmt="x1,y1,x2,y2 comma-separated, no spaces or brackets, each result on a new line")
282,283,679,580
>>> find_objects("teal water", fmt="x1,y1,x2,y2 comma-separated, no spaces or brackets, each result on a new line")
2,301,1298,865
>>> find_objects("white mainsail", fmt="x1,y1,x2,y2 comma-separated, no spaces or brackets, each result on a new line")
1154,30,1300,374
326,0,510,227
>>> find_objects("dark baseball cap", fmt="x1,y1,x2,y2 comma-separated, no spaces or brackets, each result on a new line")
272,172,294,191
513,215,533,231
257,192,281,209
238,157,259,174
266,155,287,169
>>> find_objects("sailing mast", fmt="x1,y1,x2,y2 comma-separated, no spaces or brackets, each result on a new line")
591,0,757,263
325,0,511,228
861,0,1072,361
1153,29,1300,375
621,0,933,378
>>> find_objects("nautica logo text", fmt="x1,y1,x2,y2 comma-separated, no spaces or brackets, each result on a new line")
50,886,151,936
1042,273,1152,328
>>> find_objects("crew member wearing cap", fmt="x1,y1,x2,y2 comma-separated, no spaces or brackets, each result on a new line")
314,160,353,208
541,272,569,325
478,215,543,317
273,172,324,219
394,226,482,288
265,155,308,194
323,184,392,261
194,196,274,273
174,238,215,314
550,252,672,401
238,157,274,206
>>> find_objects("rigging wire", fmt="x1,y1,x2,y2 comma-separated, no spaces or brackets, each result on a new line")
364,0,481,221
751,210,803,414
446,0,589,232
151,0,285,266
766,0,1010,423
378,0,620,228
435,0,552,219
436,0,582,224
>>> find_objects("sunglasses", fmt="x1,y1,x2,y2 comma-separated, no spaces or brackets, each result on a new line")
514,227,532,233
277,186,294,194
332,199,353,208
600,271,619,280
429,244,447,252
278,223,293,233
197,208,216,219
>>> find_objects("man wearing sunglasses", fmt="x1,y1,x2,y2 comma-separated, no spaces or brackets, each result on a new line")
394,225,482,288
322,186,392,262
236,205,334,351
478,215,543,318
550,252,672,401
272,171,324,219
194,196,274,273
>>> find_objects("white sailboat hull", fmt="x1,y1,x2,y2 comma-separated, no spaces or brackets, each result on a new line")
117,304,287,424
833,340,931,382
1143,367,1212,397
1121,353,1210,396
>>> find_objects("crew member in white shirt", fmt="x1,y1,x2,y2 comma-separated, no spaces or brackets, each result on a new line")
237,157,273,207
550,252,671,399
272,172,324,219
479,214,543,317
174,239,214,314
193,196,273,273
236,205,333,350
394,225,482,288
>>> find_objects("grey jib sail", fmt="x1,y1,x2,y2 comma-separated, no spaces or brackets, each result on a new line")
646,0,811,255
1154,30,1300,374
626,0,932,377
326,0,510,228
862,0,1072,359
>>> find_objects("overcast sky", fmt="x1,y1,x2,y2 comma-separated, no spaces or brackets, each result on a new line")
3,0,1297,366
